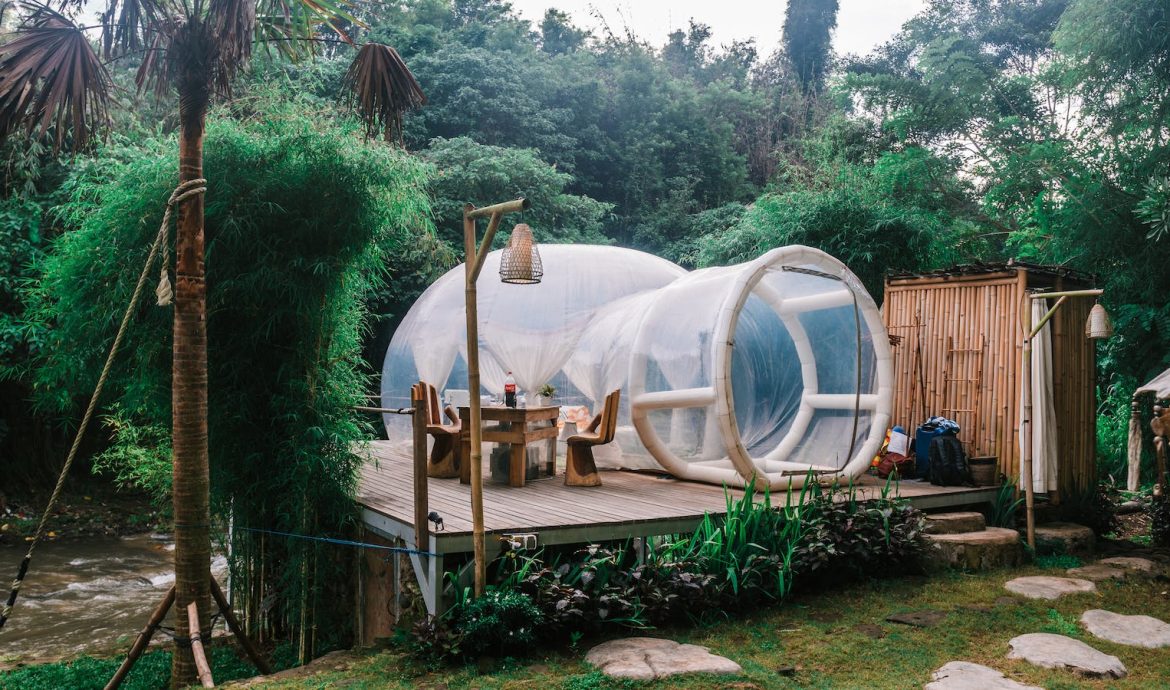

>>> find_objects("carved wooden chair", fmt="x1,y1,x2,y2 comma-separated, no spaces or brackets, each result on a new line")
413,381,461,478
565,389,620,487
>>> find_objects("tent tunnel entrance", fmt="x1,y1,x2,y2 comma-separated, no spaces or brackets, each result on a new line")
381,245,893,489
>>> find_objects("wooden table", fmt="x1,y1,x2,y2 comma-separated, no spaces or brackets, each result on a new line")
459,405,560,487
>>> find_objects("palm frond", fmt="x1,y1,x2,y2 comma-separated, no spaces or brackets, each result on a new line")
99,0,167,60
0,6,111,150
256,0,360,61
342,43,425,143
207,0,256,93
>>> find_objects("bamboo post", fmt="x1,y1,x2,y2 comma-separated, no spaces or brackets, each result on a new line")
462,198,530,598
187,601,215,688
209,576,272,675
412,397,429,549
104,586,176,690
1020,289,1105,550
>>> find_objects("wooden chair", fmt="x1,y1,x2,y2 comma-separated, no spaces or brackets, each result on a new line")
565,389,620,487
412,381,461,478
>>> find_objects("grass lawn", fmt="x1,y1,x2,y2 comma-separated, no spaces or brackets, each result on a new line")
246,561,1170,689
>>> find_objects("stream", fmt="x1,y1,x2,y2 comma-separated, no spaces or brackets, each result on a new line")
0,535,226,667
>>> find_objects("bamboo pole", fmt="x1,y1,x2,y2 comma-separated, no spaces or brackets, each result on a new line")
462,198,530,598
186,602,215,688
104,586,175,690
209,576,272,675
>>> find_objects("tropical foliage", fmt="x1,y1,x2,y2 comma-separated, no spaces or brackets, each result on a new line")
23,108,434,658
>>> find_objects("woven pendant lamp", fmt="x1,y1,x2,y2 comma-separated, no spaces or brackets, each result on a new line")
499,223,543,284
1085,302,1113,339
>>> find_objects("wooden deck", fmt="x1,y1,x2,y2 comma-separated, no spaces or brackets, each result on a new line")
357,440,1000,554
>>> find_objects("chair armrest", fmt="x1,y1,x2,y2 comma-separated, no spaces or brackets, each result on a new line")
444,405,460,425
585,413,602,433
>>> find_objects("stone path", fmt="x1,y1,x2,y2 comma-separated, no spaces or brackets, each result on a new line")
926,545,1169,687
1081,609,1170,648
924,661,1040,690
1006,633,1127,679
1003,575,1096,600
585,637,742,680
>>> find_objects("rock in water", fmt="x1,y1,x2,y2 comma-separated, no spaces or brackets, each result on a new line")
1006,633,1126,679
1081,609,1170,648
1003,576,1095,600
924,661,1041,689
585,637,742,681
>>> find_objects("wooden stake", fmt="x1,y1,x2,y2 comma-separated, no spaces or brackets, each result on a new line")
209,576,273,675
187,601,215,688
104,586,175,690
412,397,429,549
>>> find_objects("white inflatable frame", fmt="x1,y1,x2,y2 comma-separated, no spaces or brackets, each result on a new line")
627,246,893,489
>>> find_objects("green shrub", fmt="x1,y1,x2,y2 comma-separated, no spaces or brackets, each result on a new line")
988,480,1025,528
1060,483,1119,537
791,482,927,585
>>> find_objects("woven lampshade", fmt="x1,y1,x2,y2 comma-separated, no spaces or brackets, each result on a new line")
1085,302,1113,340
499,223,543,284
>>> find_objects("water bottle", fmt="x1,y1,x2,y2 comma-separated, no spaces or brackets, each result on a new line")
504,372,517,408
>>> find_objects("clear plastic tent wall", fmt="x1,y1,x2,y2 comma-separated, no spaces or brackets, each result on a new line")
382,244,893,489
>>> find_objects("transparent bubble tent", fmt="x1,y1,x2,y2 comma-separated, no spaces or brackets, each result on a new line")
382,244,893,489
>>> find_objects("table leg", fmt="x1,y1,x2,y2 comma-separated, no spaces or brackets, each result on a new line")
545,419,557,476
459,429,471,485
509,440,526,487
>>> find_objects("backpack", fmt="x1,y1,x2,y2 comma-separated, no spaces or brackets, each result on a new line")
928,435,974,487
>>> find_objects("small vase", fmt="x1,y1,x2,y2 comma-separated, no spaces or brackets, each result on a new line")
536,395,553,407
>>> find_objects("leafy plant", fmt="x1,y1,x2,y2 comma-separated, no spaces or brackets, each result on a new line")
989,480,1025,528
538,383,556,398
1060,483,1119,537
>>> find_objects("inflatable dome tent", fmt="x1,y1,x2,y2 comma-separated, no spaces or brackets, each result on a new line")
382,245,893,489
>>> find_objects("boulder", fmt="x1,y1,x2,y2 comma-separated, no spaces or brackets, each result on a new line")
923,512,987,535
585,637,742,681
1032,522,1095,556
925,527,1024,571
1081,609,1170,648
1006,633,1126,679
924,661,1041,690
1003,576,1095,600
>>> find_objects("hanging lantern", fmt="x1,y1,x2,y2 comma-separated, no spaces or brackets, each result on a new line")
1085,302,1113,339
499,223,542,284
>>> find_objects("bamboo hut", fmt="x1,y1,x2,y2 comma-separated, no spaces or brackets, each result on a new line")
882,262,1098,499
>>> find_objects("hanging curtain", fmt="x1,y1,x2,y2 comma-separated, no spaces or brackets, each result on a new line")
1020,299,1059,493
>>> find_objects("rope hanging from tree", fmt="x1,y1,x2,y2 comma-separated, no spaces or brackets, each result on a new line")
0,178,206,633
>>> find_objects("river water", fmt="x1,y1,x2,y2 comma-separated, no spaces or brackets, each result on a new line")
0,535,226,666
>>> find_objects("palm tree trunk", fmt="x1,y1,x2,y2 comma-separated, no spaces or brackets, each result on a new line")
172,94,212,688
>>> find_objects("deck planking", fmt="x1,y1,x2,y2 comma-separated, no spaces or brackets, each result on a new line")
357,440,1000,553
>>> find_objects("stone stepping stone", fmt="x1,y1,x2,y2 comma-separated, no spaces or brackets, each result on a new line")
585,637,742,680
1098,556,1161,575
886,610,947,628
1032,522,1095,555
1004,576,1095,600
1007,633,1126,679
1066,564,1127,582
924,511,987,535
926,527,1023,570
924,661,1041,690
1081,609,1170,648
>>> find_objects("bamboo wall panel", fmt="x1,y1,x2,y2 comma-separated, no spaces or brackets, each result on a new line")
882,269,1097,491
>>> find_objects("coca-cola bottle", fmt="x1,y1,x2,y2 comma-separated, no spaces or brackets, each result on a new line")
504,372,517,408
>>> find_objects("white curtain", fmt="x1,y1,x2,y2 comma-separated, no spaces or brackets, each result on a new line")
1020,299,1059,493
